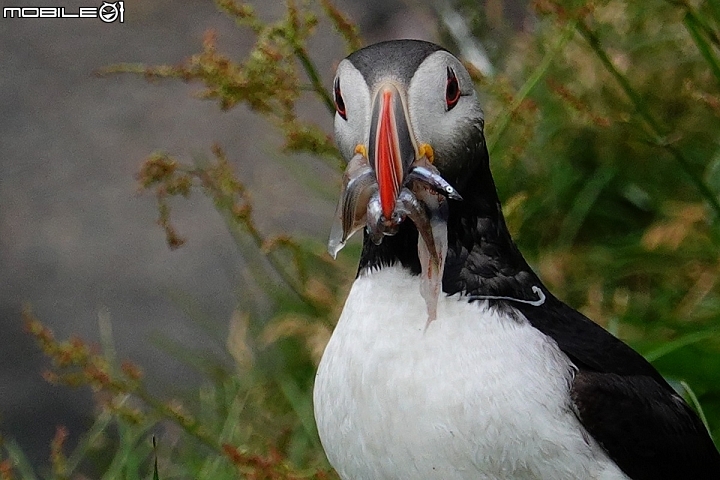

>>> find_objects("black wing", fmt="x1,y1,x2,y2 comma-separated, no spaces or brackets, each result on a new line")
410,134,718,477
514,295,720,480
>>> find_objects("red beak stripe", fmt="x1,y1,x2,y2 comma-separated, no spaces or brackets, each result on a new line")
375,89,403,219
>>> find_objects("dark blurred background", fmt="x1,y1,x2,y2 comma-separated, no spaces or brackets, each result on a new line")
0,0,478,466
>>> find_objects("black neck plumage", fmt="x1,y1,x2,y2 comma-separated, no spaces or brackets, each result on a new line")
358,138,543,301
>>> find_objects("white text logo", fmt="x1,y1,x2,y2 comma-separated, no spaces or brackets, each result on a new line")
3,2,124,23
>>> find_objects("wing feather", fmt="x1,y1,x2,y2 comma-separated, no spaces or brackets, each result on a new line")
513,295,720,480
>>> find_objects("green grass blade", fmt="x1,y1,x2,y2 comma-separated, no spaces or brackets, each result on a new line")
198,387,249,478
557,165,617,247
709,0,720,28
2,440,38,480
153,436,160,480
277,375,319,444
680,381,712,436
65,410,115,474
683,12,720,85
644,329,719,362
101,420,155,480
487,21,577,155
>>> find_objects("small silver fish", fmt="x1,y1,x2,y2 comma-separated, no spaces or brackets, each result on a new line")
366,190,386,245
406,166,462,201
328,153,377,258
406,181,449,326
396,188,438,264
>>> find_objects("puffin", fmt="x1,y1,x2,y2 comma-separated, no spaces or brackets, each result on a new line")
313,39,720,480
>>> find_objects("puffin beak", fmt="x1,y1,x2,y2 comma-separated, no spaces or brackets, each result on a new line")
368,83,416,219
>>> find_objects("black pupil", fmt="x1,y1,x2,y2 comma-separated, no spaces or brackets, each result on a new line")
334,78,346,119
446,67,460,110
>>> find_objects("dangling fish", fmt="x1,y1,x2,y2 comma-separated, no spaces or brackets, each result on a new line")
328,153,376,258
328,152,461,323
403,156,455,324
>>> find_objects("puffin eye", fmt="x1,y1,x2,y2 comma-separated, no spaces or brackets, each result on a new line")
445,67,461,111
334,77,347,120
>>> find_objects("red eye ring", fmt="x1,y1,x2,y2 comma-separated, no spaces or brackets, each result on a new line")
445,67,461,111
334,77,347,120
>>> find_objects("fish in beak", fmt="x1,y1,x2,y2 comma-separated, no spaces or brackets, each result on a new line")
327,82,462,324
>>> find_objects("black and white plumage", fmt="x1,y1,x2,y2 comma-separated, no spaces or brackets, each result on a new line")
313,39,720,480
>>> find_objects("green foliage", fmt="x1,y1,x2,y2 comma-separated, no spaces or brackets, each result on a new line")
4,0,720,477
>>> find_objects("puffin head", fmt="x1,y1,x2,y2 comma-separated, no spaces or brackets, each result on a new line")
328,40,491,322
332,39,485,208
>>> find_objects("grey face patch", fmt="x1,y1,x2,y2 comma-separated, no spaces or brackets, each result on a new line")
347,40,445,90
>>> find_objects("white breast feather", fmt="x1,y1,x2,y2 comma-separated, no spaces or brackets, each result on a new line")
314,266,629,480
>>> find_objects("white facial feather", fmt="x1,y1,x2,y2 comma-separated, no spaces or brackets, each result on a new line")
334,59,371,161
407,51,485,169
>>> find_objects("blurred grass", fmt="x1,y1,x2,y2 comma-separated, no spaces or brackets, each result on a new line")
2,0,720,477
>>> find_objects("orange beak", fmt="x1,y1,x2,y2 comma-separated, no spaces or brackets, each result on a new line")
368,84,416,219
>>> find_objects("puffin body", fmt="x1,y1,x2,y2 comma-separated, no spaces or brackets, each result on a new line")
315,267,626,479
313,40,720,480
